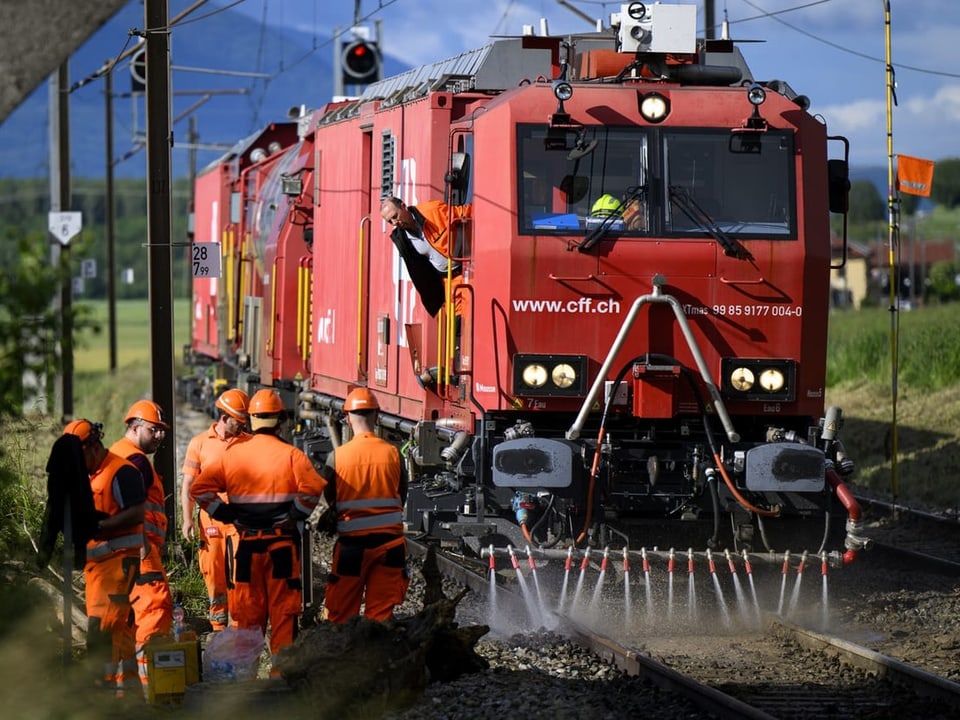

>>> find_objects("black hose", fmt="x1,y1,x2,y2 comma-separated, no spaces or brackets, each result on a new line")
528,494,562,549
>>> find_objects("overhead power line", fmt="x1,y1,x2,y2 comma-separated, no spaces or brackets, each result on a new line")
736,0,960,80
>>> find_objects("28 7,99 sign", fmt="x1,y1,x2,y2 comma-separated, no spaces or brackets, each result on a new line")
192,243,221,278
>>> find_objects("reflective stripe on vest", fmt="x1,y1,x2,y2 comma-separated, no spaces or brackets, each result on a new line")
144,518,166,543
87,532,143,560
337,497,400,510
337,510,404,534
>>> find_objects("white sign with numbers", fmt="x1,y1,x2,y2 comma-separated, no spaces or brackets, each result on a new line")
48,211,83,246
191,243,221,278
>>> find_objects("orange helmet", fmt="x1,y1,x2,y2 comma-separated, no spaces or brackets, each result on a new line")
124,399,169,429
343,387,379,412
215,388,249,422
63,418,103,445
249,389,285,430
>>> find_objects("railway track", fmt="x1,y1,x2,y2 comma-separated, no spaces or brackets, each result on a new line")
857,494,960,572
408,539,960,719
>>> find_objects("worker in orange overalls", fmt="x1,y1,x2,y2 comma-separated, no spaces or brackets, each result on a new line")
191,388,325,671
381,195,471,388
63,419,145,696
180,388,249,631
110,399,174,698
380,195,471,318
321,387,410,623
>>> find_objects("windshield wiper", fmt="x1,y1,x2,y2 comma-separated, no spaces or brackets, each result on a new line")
668,186,751,260
577,184,646,253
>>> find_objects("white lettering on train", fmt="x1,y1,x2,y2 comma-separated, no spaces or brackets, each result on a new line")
511,298,622,314
317,308,336,345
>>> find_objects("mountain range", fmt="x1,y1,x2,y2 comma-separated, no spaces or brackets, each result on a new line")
0,2,406,180
0,2,889,191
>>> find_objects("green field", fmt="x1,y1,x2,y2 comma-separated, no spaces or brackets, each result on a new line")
73,297,192,374
45,298,193,454
826,303,960,509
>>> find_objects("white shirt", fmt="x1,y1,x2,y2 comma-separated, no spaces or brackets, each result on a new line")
405,228,455,274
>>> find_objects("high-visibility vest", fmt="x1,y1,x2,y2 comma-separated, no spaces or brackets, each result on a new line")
111,436,167,547
330,432,403,536
87,451,145,560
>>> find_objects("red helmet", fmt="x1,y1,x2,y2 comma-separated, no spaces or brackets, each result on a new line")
215,388,249,422
124,399,169,429
249,389,285,430
343,387,379,412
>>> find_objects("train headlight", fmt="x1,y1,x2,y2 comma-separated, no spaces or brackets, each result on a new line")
759,368,785,392
747,83,766,106
639,92,670,123
729,366,755,392
721,358,795,401
522,363,549,389
552,80,574,102
513,354,587,397
552,363,576,389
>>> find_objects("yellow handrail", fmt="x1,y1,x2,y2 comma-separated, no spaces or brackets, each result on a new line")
268,260,278,352
356,215,371,377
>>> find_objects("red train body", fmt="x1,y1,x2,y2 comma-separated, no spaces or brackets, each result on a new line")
185,6,866,562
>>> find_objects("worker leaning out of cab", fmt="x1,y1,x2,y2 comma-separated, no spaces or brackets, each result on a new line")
190,389,325,672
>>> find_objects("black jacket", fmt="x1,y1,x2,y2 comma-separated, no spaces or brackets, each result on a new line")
37,434,101,567
388,206,450,317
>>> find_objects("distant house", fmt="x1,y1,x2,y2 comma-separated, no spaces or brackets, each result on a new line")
868,238,956,306
830,239,871,309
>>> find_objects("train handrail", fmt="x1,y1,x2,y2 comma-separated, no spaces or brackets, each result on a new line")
566,273,740,443
357,214,371,379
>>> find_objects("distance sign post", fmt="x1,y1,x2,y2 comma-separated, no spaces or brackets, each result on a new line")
192,242,221,278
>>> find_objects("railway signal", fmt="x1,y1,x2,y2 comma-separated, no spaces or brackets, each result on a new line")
341,39,380,87
130,46,146,93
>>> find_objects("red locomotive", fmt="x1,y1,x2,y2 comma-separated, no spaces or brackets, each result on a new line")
186,3,866,563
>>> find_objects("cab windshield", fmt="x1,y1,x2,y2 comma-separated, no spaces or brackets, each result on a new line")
517,124,796,240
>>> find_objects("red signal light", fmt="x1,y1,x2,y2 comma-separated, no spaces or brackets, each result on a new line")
342,39,380,85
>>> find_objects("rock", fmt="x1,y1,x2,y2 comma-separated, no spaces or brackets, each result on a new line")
274,544,489,717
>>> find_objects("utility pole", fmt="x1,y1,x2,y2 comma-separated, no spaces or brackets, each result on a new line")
49,61,74,666
144,0,178,527
50,64,74,423
105,64,118,372
186,114,198,341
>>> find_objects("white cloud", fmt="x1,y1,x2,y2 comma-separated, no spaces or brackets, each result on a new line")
904,84,960,122
818,98,885,132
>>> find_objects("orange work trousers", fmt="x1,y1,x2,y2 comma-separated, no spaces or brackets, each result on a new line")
324,535,409,623
229,530,302,666
198,508,237,630
131,542,173,695
85,549,139,694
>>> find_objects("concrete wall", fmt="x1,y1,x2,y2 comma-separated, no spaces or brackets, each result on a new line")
0,0,127,123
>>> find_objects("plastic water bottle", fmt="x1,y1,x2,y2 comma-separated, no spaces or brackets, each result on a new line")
172,603,185,641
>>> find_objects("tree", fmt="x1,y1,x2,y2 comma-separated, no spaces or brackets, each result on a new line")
848,179,885,223
926,260,959,303
929,157,960,209
0,229,98,415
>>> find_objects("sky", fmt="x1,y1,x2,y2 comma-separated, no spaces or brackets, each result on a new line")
206,0,960,170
